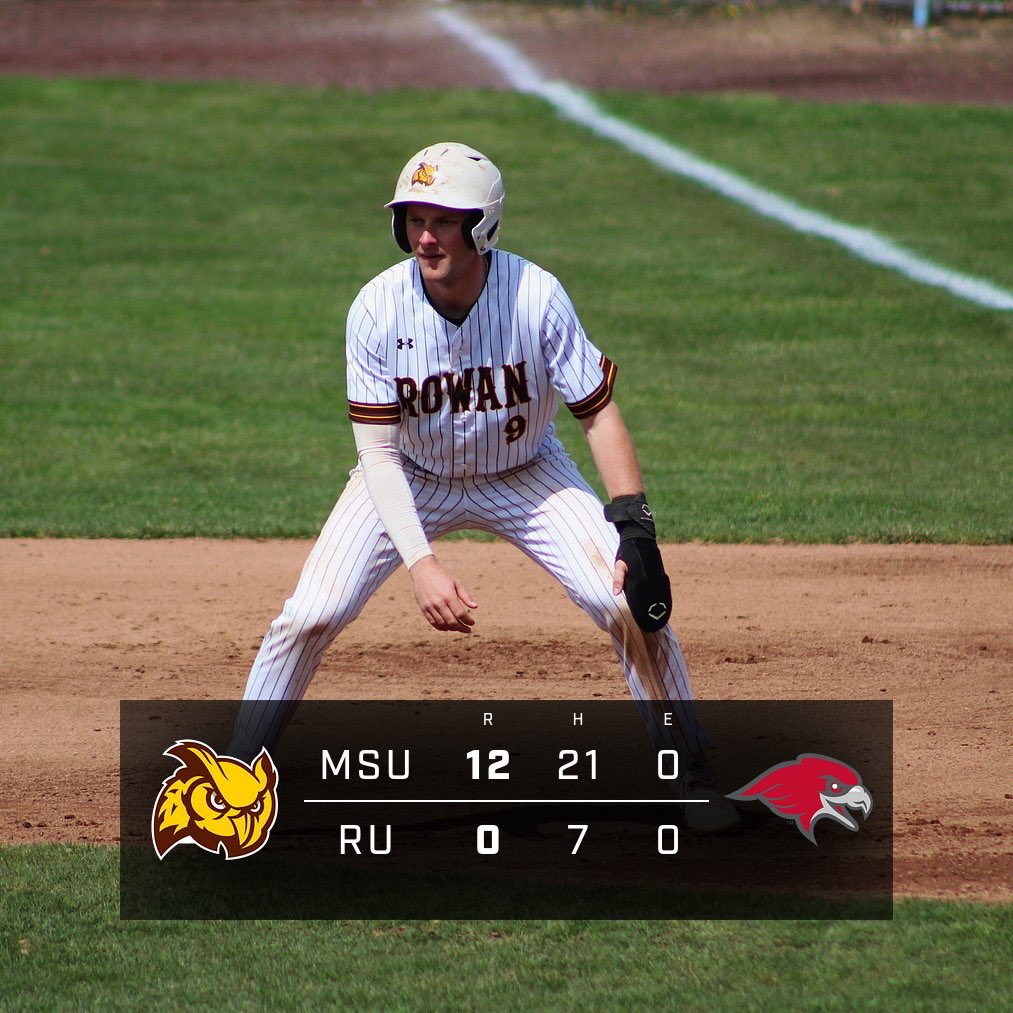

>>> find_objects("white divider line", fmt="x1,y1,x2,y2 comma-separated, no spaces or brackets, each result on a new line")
433,6,1013,312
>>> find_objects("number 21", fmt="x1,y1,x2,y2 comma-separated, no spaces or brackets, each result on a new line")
559,749,597,780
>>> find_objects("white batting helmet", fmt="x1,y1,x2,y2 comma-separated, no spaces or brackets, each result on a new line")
385,141,505,255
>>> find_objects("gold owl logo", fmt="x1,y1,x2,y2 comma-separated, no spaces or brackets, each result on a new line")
411,161,437,187
151,740,279,860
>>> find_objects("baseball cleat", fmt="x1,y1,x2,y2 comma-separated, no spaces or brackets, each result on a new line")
678,791,743,835
675,765,743,835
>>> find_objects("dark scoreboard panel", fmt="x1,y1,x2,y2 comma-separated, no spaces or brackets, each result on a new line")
121,700,893,919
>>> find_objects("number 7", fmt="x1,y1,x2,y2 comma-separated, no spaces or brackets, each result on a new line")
567,824,588,855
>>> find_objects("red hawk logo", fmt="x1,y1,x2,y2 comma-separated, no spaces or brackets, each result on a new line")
727,754,872,845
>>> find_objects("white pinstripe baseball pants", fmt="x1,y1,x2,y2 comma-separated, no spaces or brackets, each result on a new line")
234,451,710,758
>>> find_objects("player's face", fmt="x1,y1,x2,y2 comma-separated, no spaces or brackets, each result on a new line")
405,204,483,292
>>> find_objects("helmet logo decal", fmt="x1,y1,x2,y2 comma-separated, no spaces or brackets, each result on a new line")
411,162,437,187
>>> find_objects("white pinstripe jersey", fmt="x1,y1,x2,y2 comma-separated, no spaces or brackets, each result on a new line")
346,249,616,477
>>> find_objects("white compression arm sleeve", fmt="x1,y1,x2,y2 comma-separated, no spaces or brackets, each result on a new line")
351,422,433,570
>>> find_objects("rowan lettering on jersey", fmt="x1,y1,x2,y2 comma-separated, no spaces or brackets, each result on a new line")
395,363,531,417
345,247,618,479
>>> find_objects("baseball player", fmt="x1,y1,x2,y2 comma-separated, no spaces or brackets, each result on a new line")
233,142,739,833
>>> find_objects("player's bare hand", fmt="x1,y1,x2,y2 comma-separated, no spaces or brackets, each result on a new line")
612,558,629,596
410,555,478,634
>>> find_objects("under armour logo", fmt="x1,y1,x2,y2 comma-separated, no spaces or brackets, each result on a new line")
397,338,414,350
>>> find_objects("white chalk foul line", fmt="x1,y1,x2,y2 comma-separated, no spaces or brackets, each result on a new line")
434,7,1013,312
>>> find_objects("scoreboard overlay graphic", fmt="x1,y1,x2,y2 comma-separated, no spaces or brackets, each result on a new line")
120,700,893,919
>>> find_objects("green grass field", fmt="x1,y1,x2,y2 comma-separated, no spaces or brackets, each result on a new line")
2,847,1010,1010
1,75,1010,1008
1,78,1010,540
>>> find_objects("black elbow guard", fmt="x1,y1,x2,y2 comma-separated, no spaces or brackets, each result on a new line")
604,493,672,633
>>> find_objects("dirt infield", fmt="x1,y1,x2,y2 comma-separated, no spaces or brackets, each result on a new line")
2,1,1010,900
2,539,1010,901
2,0,1011,103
